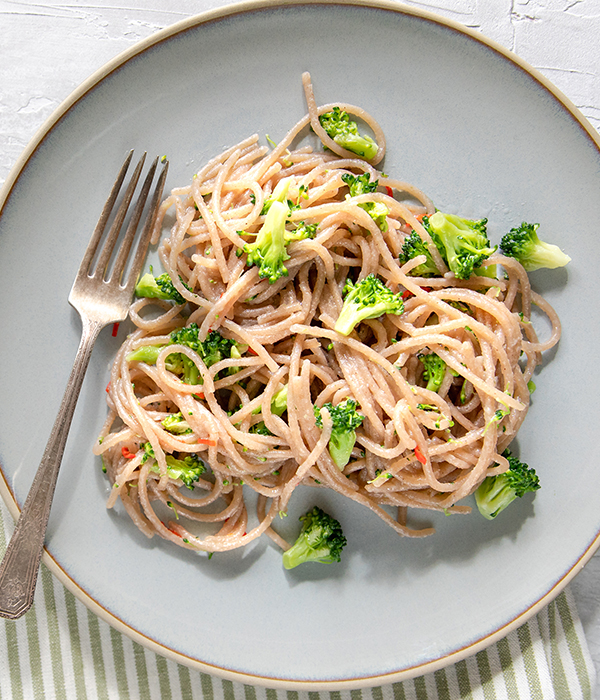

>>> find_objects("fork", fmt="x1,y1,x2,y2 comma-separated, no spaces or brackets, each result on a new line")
0,151,168,619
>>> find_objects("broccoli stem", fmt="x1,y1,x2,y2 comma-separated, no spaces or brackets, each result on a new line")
127,345,162,364
328,430,357,469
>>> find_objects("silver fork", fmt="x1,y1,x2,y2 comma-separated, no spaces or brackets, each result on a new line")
0,151,168,619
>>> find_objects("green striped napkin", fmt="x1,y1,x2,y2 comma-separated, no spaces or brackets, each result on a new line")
0,500,594,699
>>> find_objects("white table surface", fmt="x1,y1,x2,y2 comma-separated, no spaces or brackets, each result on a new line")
1,0,599,695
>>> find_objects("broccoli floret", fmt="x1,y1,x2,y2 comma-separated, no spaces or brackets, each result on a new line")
168,325,226,385
314,399,364,468
282,506,347,569
319,107,378,160
243,202,317,283
162,412,192,435
249,422,273,436
243,177,317,282
127,326,238,385
342,172,378,196
418,352,447,393
399,229,441,277
168,324,202,351
171,326,237,384
334,274,404,336
142,442,206,489
285,221,318,240
164,453,206,490
135,268,188,304
426,212,497,280
172,354,200,385
474,449,540,520
270,385,288,417
342,172,389,231
175,327,237,367
159,327,202,385
243,176,293,284
141,441,155,463
243,199,290,283
499,222,571,271
251,384,288,419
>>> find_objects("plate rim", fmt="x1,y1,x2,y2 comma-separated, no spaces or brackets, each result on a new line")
1,0,599,688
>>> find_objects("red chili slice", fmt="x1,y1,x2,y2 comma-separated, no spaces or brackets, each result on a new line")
162,522,183,537
121,446,136,459
414,445,427,465
111,322,120,337
197,438,217,446
385,186,393,198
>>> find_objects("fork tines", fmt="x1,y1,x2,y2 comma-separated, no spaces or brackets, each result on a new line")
77,151,169,291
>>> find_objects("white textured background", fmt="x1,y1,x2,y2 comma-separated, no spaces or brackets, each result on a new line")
1,0,600,694
2,0,600,188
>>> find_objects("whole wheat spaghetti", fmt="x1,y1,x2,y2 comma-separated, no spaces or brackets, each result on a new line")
94,74,561,554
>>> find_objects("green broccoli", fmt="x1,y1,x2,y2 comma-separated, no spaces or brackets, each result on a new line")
171,326,237,384
162,453,206,489
334,274,404,336
162,412,192,435
127,326,238,385
242,180,315,283
249,422,273,436
244,202,290,284
314,398,364,468
342,172,378,196
170,326,237,367
170,353,200,385
141,441,155,464
270,385,288,417
425,212,497,280
247,384,289,434
474,449,540,520
319,107,378,160
251,384,288,418
260,177,292,216
124,344,164,364
142,443,206,490
418,352,447,393
135,267,188,305
285,221,318,240
342,172,389,231
399,229,441,277
282,506,347,569
499,222,571,271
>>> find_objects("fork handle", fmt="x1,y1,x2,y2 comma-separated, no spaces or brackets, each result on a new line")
0,317,104,619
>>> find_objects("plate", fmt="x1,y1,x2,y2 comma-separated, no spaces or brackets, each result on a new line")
1,0,599,688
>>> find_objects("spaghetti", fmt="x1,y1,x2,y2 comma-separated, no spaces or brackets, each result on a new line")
94,74,561,554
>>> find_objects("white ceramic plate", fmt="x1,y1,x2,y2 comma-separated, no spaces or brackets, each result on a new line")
1,0,599,689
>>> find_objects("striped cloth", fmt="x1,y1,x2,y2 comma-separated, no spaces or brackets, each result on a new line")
0,500,595,699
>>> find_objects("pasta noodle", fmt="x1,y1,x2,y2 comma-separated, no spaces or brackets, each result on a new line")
94,74,561,554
